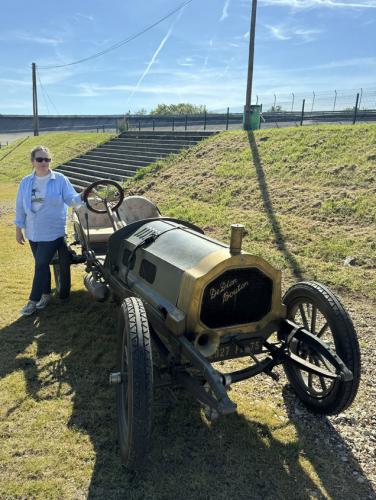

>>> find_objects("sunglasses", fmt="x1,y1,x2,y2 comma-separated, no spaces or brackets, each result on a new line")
35,157,52,163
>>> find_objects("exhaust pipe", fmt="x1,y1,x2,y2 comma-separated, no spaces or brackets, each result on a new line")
84,273,109,302
194,331,220,358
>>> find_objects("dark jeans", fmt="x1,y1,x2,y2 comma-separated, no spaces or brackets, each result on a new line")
29,237,64,301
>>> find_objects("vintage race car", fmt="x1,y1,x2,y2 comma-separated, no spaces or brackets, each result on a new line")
55,179,361,470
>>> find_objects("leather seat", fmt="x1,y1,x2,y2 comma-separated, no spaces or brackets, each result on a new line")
117,196,161,224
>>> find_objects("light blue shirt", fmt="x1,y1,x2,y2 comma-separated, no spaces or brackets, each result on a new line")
14,170,82,242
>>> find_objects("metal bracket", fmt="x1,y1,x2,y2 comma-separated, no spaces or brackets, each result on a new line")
282,319,353,382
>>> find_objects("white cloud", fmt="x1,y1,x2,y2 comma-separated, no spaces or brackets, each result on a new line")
76,83,101,97
0,31,62,45
177,57,195,67
311,57,376,69
78,83,239,99
0,101,31,110
265,25,291,40
259,0,376,8
220,0,231,20
72,13,94,22
265,24,322,41
0,78,30,87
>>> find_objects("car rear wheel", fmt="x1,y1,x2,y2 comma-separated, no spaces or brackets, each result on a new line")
282,281,360,415
116,297,153,470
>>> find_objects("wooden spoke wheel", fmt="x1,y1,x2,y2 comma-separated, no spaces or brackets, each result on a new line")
282,281,360,415
53,243,71,299
116,297,153,469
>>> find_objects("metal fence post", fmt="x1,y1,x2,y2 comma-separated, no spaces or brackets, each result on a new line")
138,120,141,131
185,115,187,131
172,117,175,131
226,107,230,130
291,93,295,112
311,91,315,112
204,110,207,131
300,99,305,126
102,125,105,133
353,93,359,124
153,119,155,131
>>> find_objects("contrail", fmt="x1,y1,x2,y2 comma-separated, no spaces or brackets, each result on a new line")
126,9,185,107
220,0,230,21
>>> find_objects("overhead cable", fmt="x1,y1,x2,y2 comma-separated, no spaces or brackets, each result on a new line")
37,70,60,115
37,72,50,114
38,0,193,70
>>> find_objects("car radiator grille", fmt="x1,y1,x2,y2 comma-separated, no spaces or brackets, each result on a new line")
200,268,273,328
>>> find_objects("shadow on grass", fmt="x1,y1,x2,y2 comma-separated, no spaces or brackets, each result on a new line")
0,291,373,499
247,131,304,281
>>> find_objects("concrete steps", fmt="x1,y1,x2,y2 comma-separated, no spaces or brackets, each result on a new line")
55,131,217,190
81,152,164,165
58,164,135,181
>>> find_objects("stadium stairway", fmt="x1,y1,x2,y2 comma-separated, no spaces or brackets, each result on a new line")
55,130,217,191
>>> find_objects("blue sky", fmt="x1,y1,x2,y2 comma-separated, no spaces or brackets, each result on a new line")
0,0,375,115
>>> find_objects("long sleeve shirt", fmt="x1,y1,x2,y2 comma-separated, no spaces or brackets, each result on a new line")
14,170,82,242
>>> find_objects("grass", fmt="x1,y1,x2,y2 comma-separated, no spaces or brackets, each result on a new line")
0,132,116,182
0,127,375,499
128,125,376,300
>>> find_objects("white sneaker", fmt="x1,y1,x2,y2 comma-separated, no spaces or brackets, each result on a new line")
36,294,52,310
20,301,37,316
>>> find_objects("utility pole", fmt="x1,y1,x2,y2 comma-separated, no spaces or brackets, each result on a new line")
32,62,39,136
243,0,258,130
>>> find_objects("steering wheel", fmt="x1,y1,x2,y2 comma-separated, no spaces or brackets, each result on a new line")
83,180,124,214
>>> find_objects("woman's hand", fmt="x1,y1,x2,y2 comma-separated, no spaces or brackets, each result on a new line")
16,227,25,245
80,187,89,200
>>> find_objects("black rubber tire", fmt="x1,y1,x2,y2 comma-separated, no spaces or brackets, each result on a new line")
116,297,153,470
282,281,360,415
53,244,71,299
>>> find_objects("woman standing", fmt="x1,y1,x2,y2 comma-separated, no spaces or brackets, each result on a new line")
14,145,84,316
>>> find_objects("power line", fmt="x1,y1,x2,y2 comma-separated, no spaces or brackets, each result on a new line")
37,71,50,114
38,0,193,70
37,70,60,115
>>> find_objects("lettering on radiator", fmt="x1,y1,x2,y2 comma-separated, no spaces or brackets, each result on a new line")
209,279,249,304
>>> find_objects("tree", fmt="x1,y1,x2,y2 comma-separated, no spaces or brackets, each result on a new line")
134,108,147,116
150,103,205,115
268,105,283,112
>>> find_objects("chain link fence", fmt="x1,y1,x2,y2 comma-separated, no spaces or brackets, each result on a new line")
1,88,376,144
122,88,376,131
252,88,376,113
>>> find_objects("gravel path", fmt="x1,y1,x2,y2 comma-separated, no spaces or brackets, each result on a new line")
216,291,376,496
329,298,376,491
277,297,375,494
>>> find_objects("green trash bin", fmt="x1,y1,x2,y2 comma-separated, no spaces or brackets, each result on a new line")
243,104,262,130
